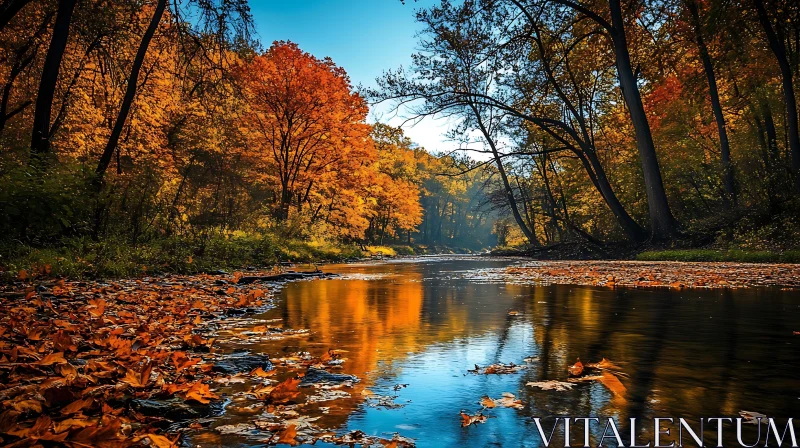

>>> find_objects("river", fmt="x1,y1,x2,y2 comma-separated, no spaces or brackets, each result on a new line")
199,256,800,447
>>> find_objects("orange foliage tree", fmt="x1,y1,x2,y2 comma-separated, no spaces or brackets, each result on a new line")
237,42,375,231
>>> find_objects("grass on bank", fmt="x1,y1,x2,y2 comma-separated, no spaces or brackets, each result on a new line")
636,249,800,263
0,234,431,281
0,235,365,280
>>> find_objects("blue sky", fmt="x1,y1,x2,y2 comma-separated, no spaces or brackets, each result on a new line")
248,0,455,153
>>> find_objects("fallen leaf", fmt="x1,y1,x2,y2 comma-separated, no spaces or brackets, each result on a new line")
526,380,576,392
275,424,298,446
145,434,178,448
568,358,584,376
87,299,106,317
268,377,301,404
494,392,524,409
61,398,93,415
250,366,276,377
39,352,67,366
460,412,488,427
598,372,626,399
740,411,767,425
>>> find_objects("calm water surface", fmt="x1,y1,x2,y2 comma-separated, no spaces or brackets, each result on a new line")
211,256,800,447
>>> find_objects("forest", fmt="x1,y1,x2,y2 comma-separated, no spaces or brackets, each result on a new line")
1,1,800,447
376,0,800,257
1,0,800,278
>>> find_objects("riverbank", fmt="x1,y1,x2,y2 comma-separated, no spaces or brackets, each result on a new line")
0,268,414,447
0,235,485,281
478,260,800,289
491,243,800,264
0,236,387,281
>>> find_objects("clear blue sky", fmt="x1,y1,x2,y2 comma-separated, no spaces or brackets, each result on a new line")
247,0,455,153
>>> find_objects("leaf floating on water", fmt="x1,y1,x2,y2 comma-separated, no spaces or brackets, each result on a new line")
740,411,768,425
526,380,576,392
268,377,301,404
307,389,351,403
184,381,219,404
481,392,524,410
586,358,622,371
598,372,627,399
567,375,604,383
469,362,526,375
568,358,584,376
275,424,299,446
317,430,416,446
461,412,488,427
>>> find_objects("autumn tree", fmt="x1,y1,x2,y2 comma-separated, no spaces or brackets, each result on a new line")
367,124,423,244
29,0,75,156
238,41,374,228
753,0,800,192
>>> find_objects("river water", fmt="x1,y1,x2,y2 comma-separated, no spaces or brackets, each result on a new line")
205,256,800,447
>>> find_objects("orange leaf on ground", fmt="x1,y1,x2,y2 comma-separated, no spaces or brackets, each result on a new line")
145,434,179,448
184,382,219,404
250,366,276,377
87,299,106,317
61,398,93,415
39,352,67,365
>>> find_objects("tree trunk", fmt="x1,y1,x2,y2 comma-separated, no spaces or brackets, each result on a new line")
30,0,76,156
470,103,538,245
96,0,167,177
0,0,32,32
608,0,679,239
686,0,736,206
754,0,800,191
582,148,648,243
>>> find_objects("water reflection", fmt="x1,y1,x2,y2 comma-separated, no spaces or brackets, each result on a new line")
248,257,800,447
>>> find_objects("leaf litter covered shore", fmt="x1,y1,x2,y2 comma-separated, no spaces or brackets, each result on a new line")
0,271,415,447
467,260,800,288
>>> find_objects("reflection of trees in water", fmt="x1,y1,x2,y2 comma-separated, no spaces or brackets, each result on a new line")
257,264,800,442
620,292,673,438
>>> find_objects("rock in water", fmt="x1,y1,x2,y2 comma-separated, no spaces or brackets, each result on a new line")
212,351,272,374
131,398,217,421
299,367,359,387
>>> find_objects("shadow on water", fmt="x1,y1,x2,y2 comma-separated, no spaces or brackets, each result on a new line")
213,256,800,447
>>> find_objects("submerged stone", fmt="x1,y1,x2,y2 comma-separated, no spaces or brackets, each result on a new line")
131,398,216,421
298,367,359,387
212,351,272,374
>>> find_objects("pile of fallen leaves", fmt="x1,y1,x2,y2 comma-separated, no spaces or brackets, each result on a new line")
503,261,800,288
0,273,273,447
